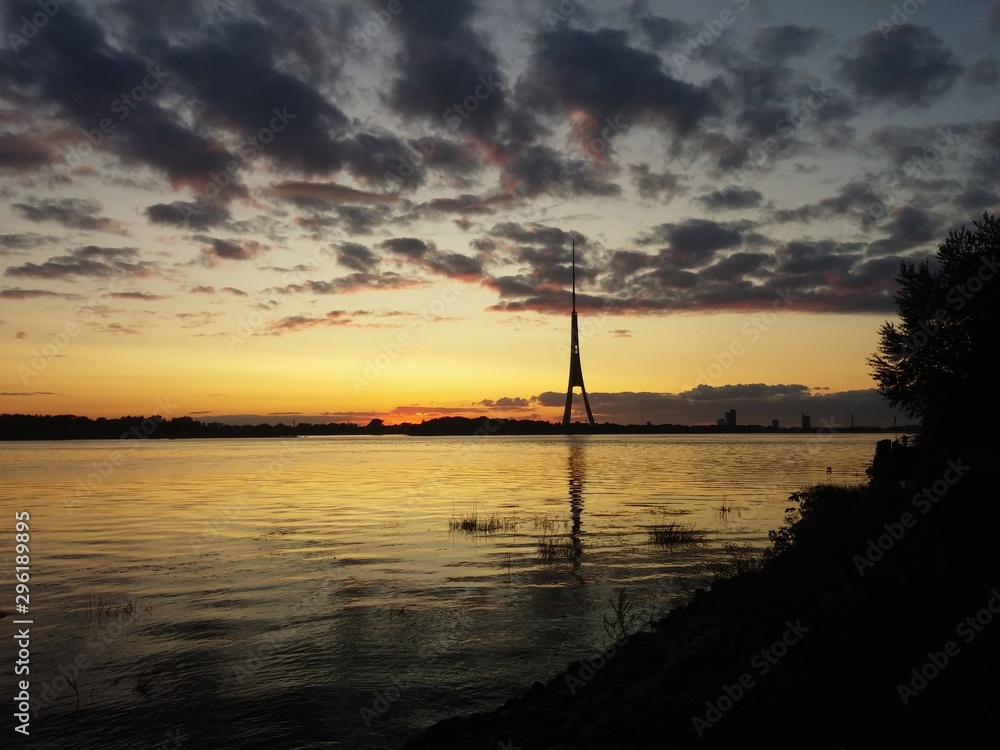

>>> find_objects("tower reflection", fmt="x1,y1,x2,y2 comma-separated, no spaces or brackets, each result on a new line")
568,441,585,575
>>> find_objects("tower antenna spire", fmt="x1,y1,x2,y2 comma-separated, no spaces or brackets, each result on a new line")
562,235,595,429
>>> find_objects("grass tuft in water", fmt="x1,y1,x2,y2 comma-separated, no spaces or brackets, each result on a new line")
83,593,152,625
448,509,519,535
647,522,706,548
536,534,577,562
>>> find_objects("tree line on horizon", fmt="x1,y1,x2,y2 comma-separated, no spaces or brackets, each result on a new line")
0,412,903,441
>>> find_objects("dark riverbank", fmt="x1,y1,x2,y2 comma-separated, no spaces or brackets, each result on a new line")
402,445,998,748
0,412,905,440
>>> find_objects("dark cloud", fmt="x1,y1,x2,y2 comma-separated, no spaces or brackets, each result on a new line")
700,251,772,281
386,0,507,140
159,20,349,176
478,396,530,408
415,194,497,217
865,206,941,255
424,252,482,280
264,311,353,335
869,124,958,167
0,233,55,251
488,222,576,248
751,25,822,63
629,164,685,200
484,220,902,315
200,238,267,261
294,205,397,236
0,1,239,189
145,200,231,230
965,57,999,89
268,181,398,208
628,1,690,49
0,287,81,299
638,219,748,264
955,185,999,212
696,186,764,211
380,237,431,259
336,242,379,272
0,132,54,171
13,197,127,234
501,144,620,199
532,384,901,427
837,26,963,107
517,25,715,141
277,272,416,295
5,246,157,279
771,180,885,228
189,285,247,296
109,291,167,300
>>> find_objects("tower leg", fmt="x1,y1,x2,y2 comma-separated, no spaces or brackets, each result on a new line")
562,384,574,427
579,383,596,428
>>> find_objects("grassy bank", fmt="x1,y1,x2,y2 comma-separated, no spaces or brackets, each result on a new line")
403,446,999,748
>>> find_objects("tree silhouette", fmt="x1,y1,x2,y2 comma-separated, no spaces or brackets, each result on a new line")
868,213,999,454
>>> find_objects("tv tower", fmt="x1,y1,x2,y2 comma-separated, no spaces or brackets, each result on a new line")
562,238,596,429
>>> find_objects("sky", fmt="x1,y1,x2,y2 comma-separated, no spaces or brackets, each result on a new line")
0,0,998,427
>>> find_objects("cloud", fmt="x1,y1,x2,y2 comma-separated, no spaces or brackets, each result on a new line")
0,2,240,189
751,25,822,63
385,0,507,141
160,21,350,176
965,57,999,89
268,181,399,207
264,310,354,335
837,26,963,107
380,237,432,259
189,285,247,296
638,218,749,267
0,233,56,251
110,291,168,300
12,198,128,234
200,238,268,261
517,25,715,140
0,132,55,172
0,287,81,299
336,242,379,272
145,200,231,230
696,186,765,210
276,272,417,295
628,164,686,200
533,385,903,426
5,246,157,279
770,180,886,228
500,144,621,199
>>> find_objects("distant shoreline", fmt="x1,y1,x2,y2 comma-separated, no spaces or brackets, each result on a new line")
0,413,912,441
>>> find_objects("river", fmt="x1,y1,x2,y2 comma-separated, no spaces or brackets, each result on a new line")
0,432,878,748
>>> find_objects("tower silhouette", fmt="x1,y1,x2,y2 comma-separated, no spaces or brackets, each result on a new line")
562,239,596,428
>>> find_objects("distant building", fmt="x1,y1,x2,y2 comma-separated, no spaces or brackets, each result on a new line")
801,413,811,430
717,418,725,427
772,419,779,429
725,409,736,428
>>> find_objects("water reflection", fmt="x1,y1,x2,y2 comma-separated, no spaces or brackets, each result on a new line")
568,440,585,579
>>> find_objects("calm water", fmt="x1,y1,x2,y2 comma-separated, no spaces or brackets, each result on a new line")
0,433,876,748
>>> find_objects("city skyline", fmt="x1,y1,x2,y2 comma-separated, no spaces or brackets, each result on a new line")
1,1,998,426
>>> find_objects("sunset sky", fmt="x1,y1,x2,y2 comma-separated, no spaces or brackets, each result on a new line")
1,0,998,426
